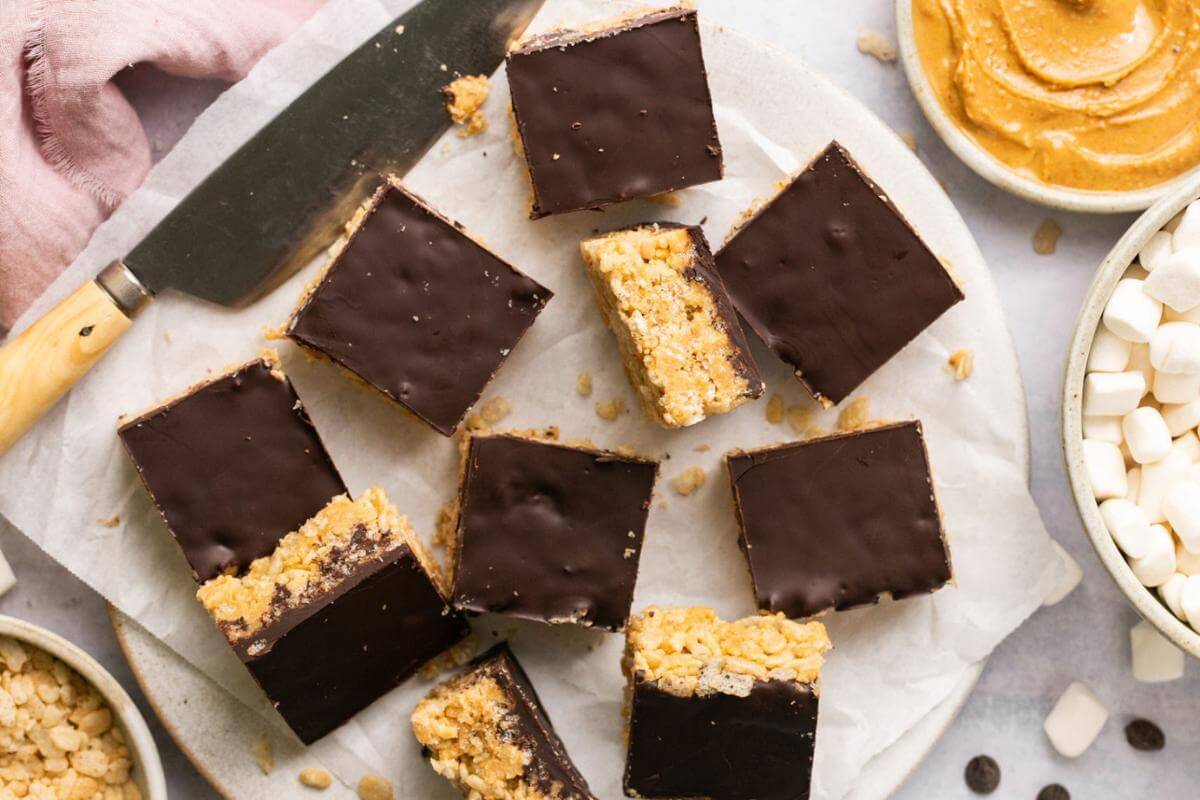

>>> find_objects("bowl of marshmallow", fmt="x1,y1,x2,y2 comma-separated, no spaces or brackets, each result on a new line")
1065,174,1200,660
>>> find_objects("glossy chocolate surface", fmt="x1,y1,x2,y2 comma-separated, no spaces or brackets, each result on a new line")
624,678,819,800
288,182,551,435
507,8,723,217
118,358,346,582
243,543,468,744
452,434,657,631
716,141,963,404
726,420,951,619
465,645,596,799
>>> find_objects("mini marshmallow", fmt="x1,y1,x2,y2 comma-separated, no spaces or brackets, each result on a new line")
1083,439,1128,500
1163,480,1200,552
1102,279,1162,343
1044,682,1108,758
1184,575,1200,632
1153,370,1200,404
1138,449,1191,522
1139,231,1174,272
1161,398,1200,436
1123,407,1173,464
1127,344,1155,393
1043,541,1083,606
1171,201,1200,249
1176,541,1200,576
1082,415,1123,445
1128,466,1142,499
1129,523,1176,587
1145,249,1200,312
1174,430,1200,462
1130,619,1185,683
1099,498,1153,558
1150,322,1200,374
1161,572,1188,618
1088,327,1133,372
1083,371,1146,416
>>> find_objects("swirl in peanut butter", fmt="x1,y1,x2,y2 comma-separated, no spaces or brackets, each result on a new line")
913,0,1200,191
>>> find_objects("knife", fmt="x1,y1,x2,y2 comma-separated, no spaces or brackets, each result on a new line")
0,0,545,455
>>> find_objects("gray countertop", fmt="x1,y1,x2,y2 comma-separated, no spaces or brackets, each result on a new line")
4,0,1194,796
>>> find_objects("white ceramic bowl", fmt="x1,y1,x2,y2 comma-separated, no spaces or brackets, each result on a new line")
894,0,1200,213
0,615,166,799
1063,173,1200,659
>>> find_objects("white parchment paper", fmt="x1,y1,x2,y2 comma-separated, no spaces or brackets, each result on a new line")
0,0,1062,797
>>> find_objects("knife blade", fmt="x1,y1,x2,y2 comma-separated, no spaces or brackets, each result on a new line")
0,0,545,455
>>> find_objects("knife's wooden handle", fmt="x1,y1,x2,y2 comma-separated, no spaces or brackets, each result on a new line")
0,281,133,456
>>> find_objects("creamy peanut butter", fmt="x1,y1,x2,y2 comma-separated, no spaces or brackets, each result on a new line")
914,0,1200,191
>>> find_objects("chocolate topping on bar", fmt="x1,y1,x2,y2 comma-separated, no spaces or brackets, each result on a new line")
287,182,551,435
507,8,723,217
451,434,657,631
118,357,346,582
716,141,963,404
625,679,819,800
726,420,951,618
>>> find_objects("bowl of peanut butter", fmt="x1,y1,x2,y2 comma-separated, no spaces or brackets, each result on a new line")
898,0,1200,212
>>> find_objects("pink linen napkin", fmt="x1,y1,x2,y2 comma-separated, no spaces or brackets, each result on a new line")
0,0,325,336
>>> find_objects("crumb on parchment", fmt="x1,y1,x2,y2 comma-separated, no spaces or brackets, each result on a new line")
595,398,626,420
765,394,785,424
948,348,974,380
785,405,815,436
358,774,394,800
97,515,120,528
442,74,490,137
1034,218,1061,255
837,397,870,431
299,767,332,789
671,466,707,496
478,396,511,425
252,737,273,774
576,371,593,397
418,635,479,680
856,30,896,63
693,443,710,453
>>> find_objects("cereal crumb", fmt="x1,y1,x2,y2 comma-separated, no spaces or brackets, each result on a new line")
443,74,490,137
595,398,626,420
576,371,593,397
1034,218,1062,255
479,396,511,425
252,737,273,774
96,515,120,528
299,767,332,789
624,547,637,559
615,444,638,458
948,348,974,380
395,24,405,34
358,774,394,800
785,405,815,435
837,397,871,431
418,635,478,680
899,129,918,152
671,466,707,496
693,444,711,452
765,394,785,424
856,30,896,62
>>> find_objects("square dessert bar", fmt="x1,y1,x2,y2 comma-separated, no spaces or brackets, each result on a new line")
726,420,952,619
118,351,347,582
623,607,831,800
285,179,552,436
412,643,596,799
507,7,723,218
197,488,468,744
580,224,764,428
716,141,964,406
449,432,658,631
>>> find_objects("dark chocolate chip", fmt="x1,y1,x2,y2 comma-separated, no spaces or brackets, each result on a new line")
1125,718,1165,751
1037,784,1070,800
964,755,1000,794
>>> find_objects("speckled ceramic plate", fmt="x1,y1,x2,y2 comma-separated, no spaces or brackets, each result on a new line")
107,11,1030,797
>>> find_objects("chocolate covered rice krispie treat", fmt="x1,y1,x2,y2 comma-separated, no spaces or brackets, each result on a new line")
412,644,596,800
622,607,831,800
580,223,763,428
197,488,468,743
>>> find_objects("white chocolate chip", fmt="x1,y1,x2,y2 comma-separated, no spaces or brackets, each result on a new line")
1044,682,1108,758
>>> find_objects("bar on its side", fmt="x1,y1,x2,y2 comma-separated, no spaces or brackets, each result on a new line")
118,350,346,582
285,179,552,436
726,420,952,619
449,431,658,631
412,643,596,800
580,223,763,428
716,141,963,406
197,487,468,744
623,606,831,800
506,7,723,218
